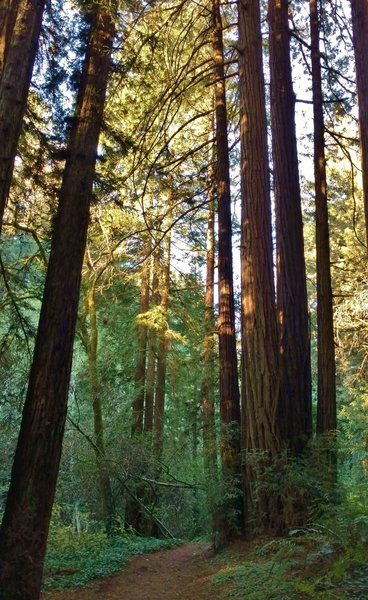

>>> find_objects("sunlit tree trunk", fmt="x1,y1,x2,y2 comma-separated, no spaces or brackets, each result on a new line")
238,0,283,536
132,235,151,434
212,0,242,543
350,0,368,248
0,6,116,597
268,0,312,453
0,0,46,233
310,0,336,433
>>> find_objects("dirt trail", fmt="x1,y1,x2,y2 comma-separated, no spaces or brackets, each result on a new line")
42,543,229,600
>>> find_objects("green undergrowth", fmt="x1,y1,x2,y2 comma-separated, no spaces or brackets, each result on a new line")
212,518,368,599
43,527,177,590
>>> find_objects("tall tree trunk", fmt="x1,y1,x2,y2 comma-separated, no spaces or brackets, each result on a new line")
268,0,312,453
126,236,151,533
86,277,116,535
212,0,242,543
202,156,219,540
310,0,336,433
153,231,171,457
238,0,282,536
0,6,116,598
350,0,368,248
131,235,151,434
0,0,46,233
0,0,20,77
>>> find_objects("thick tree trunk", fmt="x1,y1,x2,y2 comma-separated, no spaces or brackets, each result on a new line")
86,279,117,535
238,0,283,536
350,0,368,248
0,0,20,77
0,0,46,232
212,0,242,543
131,236,151,434
0,7,116,598
268,0,312,453
310,0,336,434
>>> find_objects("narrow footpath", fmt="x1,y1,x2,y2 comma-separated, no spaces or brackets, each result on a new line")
42,543,229,600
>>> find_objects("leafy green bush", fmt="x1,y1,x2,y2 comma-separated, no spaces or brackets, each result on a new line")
43,525,176,589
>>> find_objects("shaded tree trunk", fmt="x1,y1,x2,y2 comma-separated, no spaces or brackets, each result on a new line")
131,235,151,434
144,254,159,433
0,0,46,233
0,0,20,77
86,277,117,535
350,0,368,248
201,156,219,541
212,0,242,543
153,231,171,457
310,0,336,433
268,0,312,453
0,6,116,598
238,0,282,536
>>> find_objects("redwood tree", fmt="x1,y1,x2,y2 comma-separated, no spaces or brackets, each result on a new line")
212,0,242,542
268,0,312,453
0,0,46,232
0,4,116,597
0,0,20,76
350,0,368,248
238,0,282,535
310,0,336,433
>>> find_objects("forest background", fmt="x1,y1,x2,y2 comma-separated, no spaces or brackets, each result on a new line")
0,0,368,598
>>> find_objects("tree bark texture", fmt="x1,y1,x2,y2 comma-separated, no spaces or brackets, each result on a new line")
212,0,242,542
238,0,282,535
0,0,20,77
0,7,116,598
268,0,312,453
310,0,336,433
350,0,368,248
0,0,46,233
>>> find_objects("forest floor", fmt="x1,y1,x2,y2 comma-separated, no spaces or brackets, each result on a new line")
41,535,368,599
42,541,230,600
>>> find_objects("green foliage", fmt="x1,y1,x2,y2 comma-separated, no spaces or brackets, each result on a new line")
212,521,368,600
213,557,298,599
44,518,176,589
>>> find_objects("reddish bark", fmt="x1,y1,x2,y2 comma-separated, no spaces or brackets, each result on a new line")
0,6,116,598
268,0,312,452
0,0,46,232
238,0,282,535
310,0,336,433
212,0,242,542
351,0,368,248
